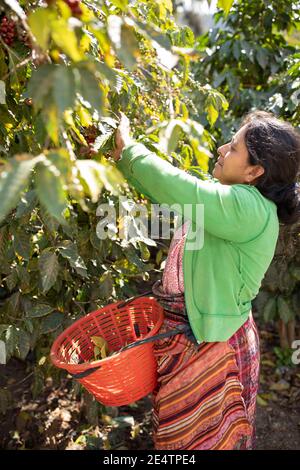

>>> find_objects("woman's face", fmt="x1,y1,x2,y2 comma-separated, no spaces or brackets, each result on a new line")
212,125,265,185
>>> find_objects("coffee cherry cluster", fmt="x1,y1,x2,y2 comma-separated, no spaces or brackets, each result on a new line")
63,0,83,18
84,125,98,145
0,16,16,46
78,125,99,157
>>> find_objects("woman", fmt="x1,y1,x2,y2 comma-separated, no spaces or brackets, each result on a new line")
112,110,300,450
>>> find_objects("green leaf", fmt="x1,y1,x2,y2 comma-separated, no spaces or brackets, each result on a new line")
27,64,56,111
256,394,268,407
5,325,18,358
41,311,63,334
5,270,18,291
44,103,60,145
15,190,37,219
138,241,151,261
263,296,277,322
51,19,83,62
0,226,9,260
28,8,53,50
98,271,113,298
278,296,294,324
77,68,103,111
133,19,172,50
35,160,68,224
47,149,73,185
95,62,123,91
0,325,9,337
217,0,234,16
16,329,31,360
110,0,128,10
76,160,104,202
206,104,219,126
16,265,32,293
119,24,140,70
107,17,139,70
58,240,88,278
0,155,43,224
13,231,31,260
256,48,268,69
233,41,240,61
160,119,183,154
38,251,59,293
53,66,76,114
26,303,54,319
0,81,6,104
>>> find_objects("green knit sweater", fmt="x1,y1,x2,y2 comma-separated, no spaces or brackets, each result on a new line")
116,143,279,342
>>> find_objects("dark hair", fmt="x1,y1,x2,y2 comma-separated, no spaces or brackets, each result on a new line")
241,110,300,225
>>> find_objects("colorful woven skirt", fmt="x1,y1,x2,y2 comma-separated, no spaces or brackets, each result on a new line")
150,279,260,451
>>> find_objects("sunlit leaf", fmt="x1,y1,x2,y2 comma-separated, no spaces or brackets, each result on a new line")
77,68,103,111
76,160,104,202
217,0,234,16
206,104,219,126
58,240,88,278
0,155,43,223
16,329,31,360
110,0,128,10
51,19,83,62
28,8,54,50
38,250,59,293
35,160,68,224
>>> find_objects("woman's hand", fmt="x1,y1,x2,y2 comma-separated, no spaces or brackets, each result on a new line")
112,112,132,161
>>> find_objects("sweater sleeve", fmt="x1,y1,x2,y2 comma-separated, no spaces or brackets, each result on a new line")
116,142,271,243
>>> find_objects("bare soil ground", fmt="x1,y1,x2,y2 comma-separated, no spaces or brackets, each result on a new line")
0,325,299,450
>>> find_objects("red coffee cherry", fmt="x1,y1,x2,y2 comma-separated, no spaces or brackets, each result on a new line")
0,16,16,46
63,0,83,18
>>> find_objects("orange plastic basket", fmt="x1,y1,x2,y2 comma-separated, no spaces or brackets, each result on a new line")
50,295,164,406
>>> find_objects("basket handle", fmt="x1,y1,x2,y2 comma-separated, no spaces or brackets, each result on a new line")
118,323,190,352
117,290,153,308
69,324,190,380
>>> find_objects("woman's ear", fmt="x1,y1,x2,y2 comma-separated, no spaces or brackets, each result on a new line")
247,165,265,184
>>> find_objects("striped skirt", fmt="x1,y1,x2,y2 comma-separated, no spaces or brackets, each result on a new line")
151,280,260,450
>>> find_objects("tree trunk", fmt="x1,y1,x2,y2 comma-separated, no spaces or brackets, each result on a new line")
278,319,296,348
287,319,295,347
278,319,289,349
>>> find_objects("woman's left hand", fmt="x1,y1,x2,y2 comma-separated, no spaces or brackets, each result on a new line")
112,112,132,161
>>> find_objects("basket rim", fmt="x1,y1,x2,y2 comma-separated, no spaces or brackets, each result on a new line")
49,296,164,372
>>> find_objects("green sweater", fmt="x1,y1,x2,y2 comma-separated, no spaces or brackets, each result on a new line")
116,143,279,342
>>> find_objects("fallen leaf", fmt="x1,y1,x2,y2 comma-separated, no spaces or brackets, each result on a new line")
257,395,268,406
269,380,290,391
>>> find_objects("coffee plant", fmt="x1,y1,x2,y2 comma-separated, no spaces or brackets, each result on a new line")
0,0,228,411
